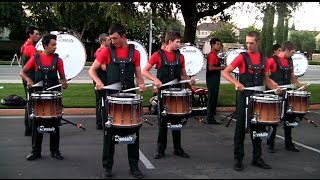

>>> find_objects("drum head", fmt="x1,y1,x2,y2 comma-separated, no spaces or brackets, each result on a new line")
127,41,148,70
225,49,246,74
179,45,204,76
291,53,308,77
35,33,87,80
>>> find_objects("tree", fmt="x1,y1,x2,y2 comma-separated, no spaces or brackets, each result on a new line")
289,30,316,57
211,23,237,43
239,25,261,45
261,5,275,57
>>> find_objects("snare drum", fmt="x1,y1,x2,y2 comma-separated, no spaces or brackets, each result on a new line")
251,94,282,124
285,90,311,114
31,91,63,118
107,93,143,128
161,88,192,116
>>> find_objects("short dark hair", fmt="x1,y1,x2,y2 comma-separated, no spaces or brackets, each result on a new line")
26,25,38,38
281,41,296,51
160,37,165,45
98,33,108,43
272,43,281,52
108,23,126,36
210,38,220,45
164,32,181,44
42,34,57,47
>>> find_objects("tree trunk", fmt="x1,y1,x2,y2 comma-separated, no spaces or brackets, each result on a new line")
180,2,199,45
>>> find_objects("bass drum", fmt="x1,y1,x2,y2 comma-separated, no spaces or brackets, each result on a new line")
225,49,246,74
179,45,204,76
127,40,148,70
292,53,308,77
35,33,87,80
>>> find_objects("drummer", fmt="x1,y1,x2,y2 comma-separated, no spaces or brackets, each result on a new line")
20,34,68,161
88,23,146,179
265,41,306,153
222,31,280,171
142,31,196,160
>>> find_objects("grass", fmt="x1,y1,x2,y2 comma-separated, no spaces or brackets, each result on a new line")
0,83,319,109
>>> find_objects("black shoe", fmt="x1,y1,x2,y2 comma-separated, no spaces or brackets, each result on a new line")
233,159,244,171
154,152,165,159
96,125,103,130
103,168,112,178
251,158,272,169
51,151,64,160
130,167,144,179
286,144,300,152
268,145,276,153
207,120,221,125
174,149,190,158
26,153,41,161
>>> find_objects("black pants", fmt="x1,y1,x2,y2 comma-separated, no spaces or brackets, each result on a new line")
102,126,141,170
23,79,32,132
267,114,296,146
206,73,220,121
156,117,183,154
31,118,61,154
234,92,263,162
95,88,105,127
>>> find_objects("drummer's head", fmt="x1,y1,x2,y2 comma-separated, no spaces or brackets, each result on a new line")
272,43,281,56
245,31,260,53
210,38,221,52
280,41,296,58
160,37,166,50
109,23,126,47
26,25,40,43
165,32,181,51
42,34,57,54
99,33,110,47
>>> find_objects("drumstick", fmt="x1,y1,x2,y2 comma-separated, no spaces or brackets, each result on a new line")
278,84,296,89
263,87,287,93
122,83,155,92
46,79,72,90
235,85,265,91
32,80,43,87
96,82,122,90
178,78,199,84
296,83,310,91
161,79,178,87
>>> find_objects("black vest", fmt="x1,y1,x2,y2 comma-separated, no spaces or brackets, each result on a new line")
270,55,293,86
206,51,222,77
156,49,182,89
106,44,135,91
34,53,59,92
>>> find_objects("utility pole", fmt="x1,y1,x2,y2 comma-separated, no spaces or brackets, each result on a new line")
148,8,152,59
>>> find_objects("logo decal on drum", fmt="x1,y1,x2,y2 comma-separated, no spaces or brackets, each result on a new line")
252,131,268,139
37,125,56,133
58,38,74,43
181,48,197,53
114,134,137,144
167,123,183,130
285,121,298,127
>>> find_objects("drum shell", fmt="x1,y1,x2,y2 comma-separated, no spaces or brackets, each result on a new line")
31,91,62,118
161,88,192,115
251,94,282,124
286,90,311,114
107,93,143,128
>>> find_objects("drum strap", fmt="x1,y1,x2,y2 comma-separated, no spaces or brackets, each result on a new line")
240,52,265,87
34,53,59,90
270,56,292,86
109,44,135,90
157,49,181,83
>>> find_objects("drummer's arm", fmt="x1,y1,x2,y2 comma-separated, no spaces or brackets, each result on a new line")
222,65,243,90
88,60,104,90
291,71,303,88
264,72,278,90
134,66,146,91
20,57,35,88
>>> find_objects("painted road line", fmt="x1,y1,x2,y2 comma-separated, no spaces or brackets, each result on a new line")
139,149,155,169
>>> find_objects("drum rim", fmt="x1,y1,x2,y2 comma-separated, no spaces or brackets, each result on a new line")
286,90,311,96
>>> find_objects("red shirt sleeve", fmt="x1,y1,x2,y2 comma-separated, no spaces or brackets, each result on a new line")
148,51,162,68
24,44,36,58
24,56,36,70
265,57,277,73
207,52,218,66
96,47,110,65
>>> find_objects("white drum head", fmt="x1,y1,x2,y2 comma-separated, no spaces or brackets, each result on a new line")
35,33,86,80
127,41,148,70
291,53,308,77
225,49,246,74
179,45,204,76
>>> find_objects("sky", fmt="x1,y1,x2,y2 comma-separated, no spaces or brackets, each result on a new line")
176,2,320,31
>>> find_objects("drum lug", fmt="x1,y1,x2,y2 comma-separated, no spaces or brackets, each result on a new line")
161,109,167,116
105,117,114,128
29,113,36,119
251,114,258,124
287,106,293,114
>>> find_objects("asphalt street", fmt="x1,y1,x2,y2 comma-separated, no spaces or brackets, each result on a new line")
1,111,320,179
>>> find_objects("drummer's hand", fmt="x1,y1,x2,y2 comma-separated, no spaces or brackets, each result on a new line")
235,82,244,91
26,80,34,89
96,82,104,90
61,80,68,89
154,79,162,89
138,83,147,92
299,84,307,91
275,87,282,95
189,78,196,86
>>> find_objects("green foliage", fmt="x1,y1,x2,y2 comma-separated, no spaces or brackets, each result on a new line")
261,5,275,57
239,25,261,45
289,30,316,55
211,23,237,43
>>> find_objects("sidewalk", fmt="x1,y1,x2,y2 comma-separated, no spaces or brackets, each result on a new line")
0,105,319,116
